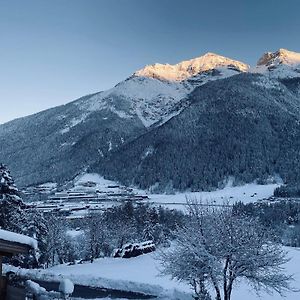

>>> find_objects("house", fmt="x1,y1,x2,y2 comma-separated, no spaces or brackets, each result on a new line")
0,229,37,300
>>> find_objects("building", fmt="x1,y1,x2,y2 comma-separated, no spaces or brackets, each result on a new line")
0,229,37,300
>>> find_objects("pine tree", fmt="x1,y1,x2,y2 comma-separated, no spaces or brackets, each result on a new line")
0,163,21,199
0,164,26,232
0,164,47,267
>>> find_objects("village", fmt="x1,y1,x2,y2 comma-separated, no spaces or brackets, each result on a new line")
21,174,149,219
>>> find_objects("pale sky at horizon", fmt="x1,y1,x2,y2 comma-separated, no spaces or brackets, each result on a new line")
0,0,300,124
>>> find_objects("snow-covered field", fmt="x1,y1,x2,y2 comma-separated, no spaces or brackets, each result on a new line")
5,247,300,300
74,173,280,210
147,183,280,210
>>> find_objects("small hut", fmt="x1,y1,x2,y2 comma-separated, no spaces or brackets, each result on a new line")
0,229,37,299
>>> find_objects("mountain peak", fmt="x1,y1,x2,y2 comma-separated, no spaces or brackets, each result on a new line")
134,53,249,81
257,48,300,67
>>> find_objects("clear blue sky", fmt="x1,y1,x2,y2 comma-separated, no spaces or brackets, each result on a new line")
0,0,300,123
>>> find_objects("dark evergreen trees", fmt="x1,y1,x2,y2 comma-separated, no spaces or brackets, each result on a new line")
95,74,300,192
0,164,49,267
0,163,27,232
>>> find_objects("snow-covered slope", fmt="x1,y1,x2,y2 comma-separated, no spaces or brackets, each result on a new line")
73,53,248,127
135,52,249,81
254,48,300,78
74,76,190,127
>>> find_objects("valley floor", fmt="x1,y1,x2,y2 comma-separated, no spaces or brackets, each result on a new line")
146,183,280,210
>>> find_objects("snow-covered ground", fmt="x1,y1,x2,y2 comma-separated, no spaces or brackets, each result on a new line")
146,183,280,210
74,173,280,207
30,173,280,218
4,253,191,299
5,247,300,300
50,253,190,298
49,247,300,300
72,173,128,194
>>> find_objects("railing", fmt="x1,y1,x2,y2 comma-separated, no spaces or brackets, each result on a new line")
25,280,73,300
25,289,62,300
0,276,72,300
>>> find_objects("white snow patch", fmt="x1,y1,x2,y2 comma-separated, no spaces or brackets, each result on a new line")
141,146,155,159
66,230,84,239
26,280,47,294
98,149,104,157
60,114,88,134
74,77,190,128
59,278,74,295
74,173,115,187
108,141,113,152
37,182,57,189
61,141,76,147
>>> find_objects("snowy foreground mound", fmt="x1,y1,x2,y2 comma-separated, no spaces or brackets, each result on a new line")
5,248,300,300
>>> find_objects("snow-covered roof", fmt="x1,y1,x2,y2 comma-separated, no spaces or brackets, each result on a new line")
0,229,37,250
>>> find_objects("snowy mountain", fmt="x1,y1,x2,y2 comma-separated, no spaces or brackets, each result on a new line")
94,72,300,191
135,52,249,81
73,52,248,127
1,49,300,189
0,52,247,187
73,77,189,128
254,48,300,79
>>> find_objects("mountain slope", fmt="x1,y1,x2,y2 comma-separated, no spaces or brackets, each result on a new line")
0,53,246,187
94,73,300,192
0,96,146,186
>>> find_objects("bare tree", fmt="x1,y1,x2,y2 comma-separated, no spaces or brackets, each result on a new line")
160,200,293,300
